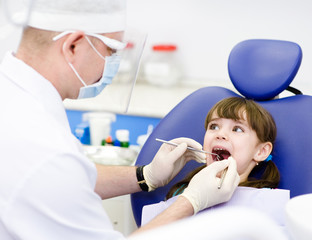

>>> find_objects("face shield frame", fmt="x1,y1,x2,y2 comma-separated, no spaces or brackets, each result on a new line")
53,31,127,50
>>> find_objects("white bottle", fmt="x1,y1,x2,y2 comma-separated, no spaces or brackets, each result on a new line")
116,129,130,148
84,112,116,146
143,44,181,87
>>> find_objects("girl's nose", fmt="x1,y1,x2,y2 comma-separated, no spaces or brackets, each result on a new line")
216,130,228,140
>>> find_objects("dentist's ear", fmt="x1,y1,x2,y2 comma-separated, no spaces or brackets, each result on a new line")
254,142,273,162
61,31,85,62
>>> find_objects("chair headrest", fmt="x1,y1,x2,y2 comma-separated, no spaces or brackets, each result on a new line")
228,39,302,100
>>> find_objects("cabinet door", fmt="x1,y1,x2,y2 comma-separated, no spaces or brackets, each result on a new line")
102,195,137,236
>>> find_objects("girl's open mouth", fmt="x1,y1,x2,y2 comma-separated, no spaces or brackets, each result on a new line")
212,147,231,161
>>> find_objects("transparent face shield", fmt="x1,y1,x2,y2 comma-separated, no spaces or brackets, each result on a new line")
93,27,147,113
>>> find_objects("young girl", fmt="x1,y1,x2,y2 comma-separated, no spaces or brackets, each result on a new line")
142,97,289,228
168,96,280,198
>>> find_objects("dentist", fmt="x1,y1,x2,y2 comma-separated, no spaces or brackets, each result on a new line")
0,0,239,239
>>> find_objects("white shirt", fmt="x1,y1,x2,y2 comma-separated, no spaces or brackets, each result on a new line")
142,187,290,228
0,52,125,239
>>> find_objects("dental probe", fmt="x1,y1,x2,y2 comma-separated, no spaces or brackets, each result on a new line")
218,168,228,189
218,156,233,189
155,138,220,159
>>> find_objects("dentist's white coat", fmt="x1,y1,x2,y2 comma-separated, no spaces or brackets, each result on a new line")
0,52,124,240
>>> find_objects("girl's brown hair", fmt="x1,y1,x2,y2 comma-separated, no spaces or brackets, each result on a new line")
166,97,280,199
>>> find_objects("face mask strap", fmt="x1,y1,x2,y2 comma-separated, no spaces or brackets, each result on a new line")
67,62,87,87
60,40,88,88
85,36,106,60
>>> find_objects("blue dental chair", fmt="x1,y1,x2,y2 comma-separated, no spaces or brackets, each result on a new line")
131,39,312,227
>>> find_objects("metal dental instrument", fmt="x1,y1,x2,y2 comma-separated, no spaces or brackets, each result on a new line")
155,138,220,160
218,168,228,189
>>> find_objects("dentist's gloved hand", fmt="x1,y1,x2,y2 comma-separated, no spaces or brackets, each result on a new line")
180,156,240,214
143,137,206,192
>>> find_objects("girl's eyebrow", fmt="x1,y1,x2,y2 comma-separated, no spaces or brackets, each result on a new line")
234,119,251,129
234,119,245,124
234,117,249,124
209,117,221,122
209,117,250,128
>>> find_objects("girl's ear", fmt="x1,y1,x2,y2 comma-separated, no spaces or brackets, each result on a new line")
254,142,272,162
62,31,85,63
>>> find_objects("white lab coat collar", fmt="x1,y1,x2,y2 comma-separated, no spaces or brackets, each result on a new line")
0,51,71,132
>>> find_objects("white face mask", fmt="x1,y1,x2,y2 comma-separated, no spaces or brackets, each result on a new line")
68,36,122,99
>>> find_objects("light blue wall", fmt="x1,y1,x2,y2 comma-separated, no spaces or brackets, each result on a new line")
66,110,161,145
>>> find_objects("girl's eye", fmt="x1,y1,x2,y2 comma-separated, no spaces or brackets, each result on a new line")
209,123,219,130
233,126,244,133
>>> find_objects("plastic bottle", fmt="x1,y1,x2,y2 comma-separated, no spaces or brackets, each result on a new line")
84,112,116,146
143,44,181,87
115,129,130,148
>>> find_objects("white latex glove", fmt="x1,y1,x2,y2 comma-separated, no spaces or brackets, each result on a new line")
144,137,206,191
181,156,240,214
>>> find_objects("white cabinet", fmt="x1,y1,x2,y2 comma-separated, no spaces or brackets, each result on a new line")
102,194,138,236
84,146,139,236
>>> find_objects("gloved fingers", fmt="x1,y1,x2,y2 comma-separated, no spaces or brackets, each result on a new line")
221,157,240,189
181,157,239,214
193,152,207,163
157,140,180,154
170,138,206,163
183,150,206,164
188,163,223,186
165,138,204,165
170,137,203,151
166,142,188,164
207,159,230,176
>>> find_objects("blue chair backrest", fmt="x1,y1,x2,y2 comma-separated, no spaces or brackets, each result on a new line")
131,39,311,227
